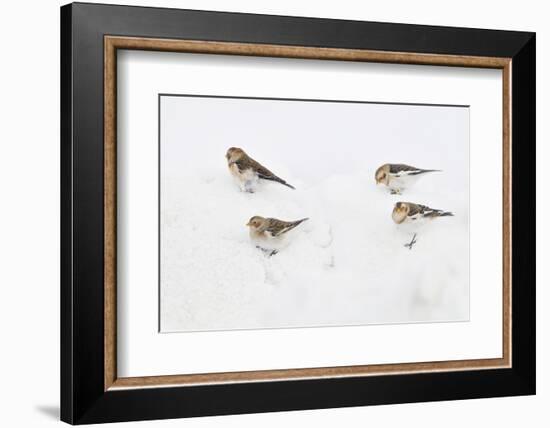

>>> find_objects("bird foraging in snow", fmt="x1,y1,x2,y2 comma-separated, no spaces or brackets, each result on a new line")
246,215,309,255
375,163,441,194
392,202,454,224
226,147,295,193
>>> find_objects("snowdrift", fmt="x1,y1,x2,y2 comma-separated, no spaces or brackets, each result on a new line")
160,158,469,332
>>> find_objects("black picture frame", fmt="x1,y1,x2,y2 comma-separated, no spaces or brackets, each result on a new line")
61,2,535,424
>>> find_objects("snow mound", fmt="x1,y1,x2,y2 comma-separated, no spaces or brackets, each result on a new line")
160,163,469,332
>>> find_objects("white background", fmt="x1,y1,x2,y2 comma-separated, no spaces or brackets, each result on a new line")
0,0,546,427
118,52,501,377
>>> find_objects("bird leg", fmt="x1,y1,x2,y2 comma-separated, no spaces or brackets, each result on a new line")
390,189,402,195
243,180,256,193
404,233,417,250
256,246,278,257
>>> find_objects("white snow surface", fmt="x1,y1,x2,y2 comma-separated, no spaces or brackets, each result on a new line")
160,96,469,332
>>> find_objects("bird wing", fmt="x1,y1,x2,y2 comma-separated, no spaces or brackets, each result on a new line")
414,204,445,217
407,203,453,218
234,156,273,177
389,164,419,174
235,155,295,189
407,203,430,217
263,219,291,237
390,164,437,176
263,218,307,237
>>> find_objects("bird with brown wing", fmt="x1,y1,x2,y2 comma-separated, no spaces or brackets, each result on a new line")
226,147,295,193
246,215,309,255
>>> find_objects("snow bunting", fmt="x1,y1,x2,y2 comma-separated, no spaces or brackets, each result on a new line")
226,147,295,192
375,163,441,194
246,215,309,255
392,202,454,224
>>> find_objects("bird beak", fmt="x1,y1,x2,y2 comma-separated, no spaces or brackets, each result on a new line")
246,222,251,226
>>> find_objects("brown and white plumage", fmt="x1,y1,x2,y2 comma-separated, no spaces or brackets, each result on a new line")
392,202,453,224
375,163,441,194
246,215,308,254
226,147,295,192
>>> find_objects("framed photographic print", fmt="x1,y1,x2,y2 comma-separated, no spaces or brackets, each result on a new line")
60,2,536,424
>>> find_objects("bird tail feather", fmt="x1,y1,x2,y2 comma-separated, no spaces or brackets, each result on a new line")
265,175,295,189
287,217,309,231
407,169,441,176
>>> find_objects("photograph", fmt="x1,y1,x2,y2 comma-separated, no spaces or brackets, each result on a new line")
159,94,470,333
55,2,536,424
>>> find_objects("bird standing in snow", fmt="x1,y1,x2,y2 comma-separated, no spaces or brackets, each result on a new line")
226,147,295,193
246,215,309,255
375,163,440,194
392,202,454,224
